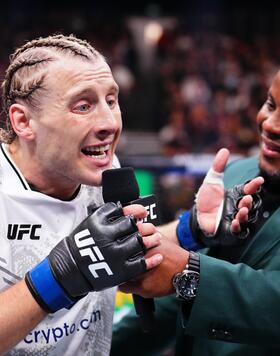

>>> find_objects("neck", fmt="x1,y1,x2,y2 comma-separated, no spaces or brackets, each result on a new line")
260,168,280,194
7,141,80,200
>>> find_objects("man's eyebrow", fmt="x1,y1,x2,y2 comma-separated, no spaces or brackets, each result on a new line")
68,88,90,97
268,90,275,101
108,84,119,94
67,84,119,100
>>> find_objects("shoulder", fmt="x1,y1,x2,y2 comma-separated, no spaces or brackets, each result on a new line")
226,155,259,171
224,155,259,188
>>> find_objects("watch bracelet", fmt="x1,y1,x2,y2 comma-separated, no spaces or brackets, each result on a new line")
187,251,200,273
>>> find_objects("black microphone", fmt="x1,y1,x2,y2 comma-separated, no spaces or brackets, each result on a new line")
102,167,161,332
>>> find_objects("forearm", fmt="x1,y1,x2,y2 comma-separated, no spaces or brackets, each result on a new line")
0,280,46,355
158,212,202,251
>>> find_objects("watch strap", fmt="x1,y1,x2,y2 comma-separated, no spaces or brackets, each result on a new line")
187,251,200,273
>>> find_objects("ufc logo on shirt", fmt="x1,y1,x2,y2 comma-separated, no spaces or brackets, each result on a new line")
7,224,42,240
74,229,113,278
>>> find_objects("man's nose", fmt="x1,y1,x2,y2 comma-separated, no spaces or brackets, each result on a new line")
263,110,280,133
94,103,120,135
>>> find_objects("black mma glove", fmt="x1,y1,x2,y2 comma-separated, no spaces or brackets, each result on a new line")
25,202,146,313
190,182,262,247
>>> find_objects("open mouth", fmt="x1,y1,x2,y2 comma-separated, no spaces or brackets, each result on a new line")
265,142,280,153
262,138,280,153
261,133,280,153
81,143,111,159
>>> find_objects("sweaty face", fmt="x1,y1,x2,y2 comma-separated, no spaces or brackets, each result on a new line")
29,56,122,194
257,70,280,176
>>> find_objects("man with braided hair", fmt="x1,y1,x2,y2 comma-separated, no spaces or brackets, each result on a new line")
0,33,261,356
0,33,165,355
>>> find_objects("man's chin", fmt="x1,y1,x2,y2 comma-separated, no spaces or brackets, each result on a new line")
86,166,113,187
259,154,280,176
259,157,280,184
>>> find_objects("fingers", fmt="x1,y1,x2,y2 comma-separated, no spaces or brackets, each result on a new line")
142,233,161,249
231,195,252,233
243,176,264,195
231,219,241,234
230,178,264,234
137,222,157,235
122,204,148,220
145,253,163,270
138,222,163,269
202,148,229,186
211,148,230,173
231,194,256,233
137,222,162,249
231,207,249,233
235,206,249,224
237,195,253,210
122,208,163,270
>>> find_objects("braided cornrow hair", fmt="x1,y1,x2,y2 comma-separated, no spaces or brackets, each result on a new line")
1,34,103,143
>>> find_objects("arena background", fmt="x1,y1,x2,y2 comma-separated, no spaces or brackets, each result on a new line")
0,0,278,341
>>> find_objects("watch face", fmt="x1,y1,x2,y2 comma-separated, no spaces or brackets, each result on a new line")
176,271,199,300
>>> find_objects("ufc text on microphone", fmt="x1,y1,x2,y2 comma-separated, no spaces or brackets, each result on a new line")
102,167,160,225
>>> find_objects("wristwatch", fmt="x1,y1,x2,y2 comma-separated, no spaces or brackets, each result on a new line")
172,251,200,301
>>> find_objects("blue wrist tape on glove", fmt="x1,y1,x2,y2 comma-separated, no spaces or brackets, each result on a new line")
28,258,75,313
176,210,202,251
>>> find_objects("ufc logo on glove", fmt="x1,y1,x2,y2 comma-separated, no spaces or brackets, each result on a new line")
74,228,113,278
25,202,147,314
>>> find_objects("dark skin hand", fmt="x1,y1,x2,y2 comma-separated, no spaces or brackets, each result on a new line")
119,238,189,298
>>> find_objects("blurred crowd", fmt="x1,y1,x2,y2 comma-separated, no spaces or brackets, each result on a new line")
155,27,277,156
0,12,278,157
0,8,278,221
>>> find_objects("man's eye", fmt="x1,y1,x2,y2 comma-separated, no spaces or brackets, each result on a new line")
266,99,275,111
73,103,91,113
108,99,115,108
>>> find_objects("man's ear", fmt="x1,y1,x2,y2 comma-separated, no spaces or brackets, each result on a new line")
9,103,35,140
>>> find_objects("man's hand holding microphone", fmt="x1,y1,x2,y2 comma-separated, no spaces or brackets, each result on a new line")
25,200,162,314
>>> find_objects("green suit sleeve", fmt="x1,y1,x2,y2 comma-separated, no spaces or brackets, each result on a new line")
110,295,180,356
182,253,280,345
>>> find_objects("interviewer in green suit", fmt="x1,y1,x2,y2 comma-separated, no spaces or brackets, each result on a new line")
111,70,280,356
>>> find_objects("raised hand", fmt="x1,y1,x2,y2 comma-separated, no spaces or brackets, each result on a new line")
191,148,264,246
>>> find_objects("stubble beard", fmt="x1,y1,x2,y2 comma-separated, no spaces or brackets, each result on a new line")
259,156,280,186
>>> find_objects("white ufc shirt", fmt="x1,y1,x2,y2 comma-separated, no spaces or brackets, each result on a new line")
0,143,120,356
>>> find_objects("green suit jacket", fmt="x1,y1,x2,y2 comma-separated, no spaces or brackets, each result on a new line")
111,156,280,356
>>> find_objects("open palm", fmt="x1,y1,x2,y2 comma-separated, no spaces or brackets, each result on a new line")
196,148,264,235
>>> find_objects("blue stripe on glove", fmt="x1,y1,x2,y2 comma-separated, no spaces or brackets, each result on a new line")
28,258,76,313
176,210,203,251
